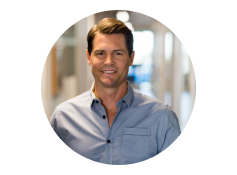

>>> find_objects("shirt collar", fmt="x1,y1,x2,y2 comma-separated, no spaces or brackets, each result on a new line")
89,81,133,108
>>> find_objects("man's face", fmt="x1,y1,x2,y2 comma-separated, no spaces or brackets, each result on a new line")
87,33,134,88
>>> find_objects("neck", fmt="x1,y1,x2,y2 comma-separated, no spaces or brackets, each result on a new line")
94,81,128,109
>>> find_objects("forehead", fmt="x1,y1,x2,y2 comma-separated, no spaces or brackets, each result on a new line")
93,33,126,51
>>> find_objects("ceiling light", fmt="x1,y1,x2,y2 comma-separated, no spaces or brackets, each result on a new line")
116,11,129,22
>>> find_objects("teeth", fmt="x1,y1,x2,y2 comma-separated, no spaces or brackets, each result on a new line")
103,71,116,73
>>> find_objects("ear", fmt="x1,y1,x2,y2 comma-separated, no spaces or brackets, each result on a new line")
86,49,91,66
129,51,135,66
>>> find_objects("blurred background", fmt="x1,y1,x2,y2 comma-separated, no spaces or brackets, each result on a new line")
42,10,195,132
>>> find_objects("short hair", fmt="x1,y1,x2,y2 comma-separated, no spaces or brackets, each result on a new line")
87,18,134,56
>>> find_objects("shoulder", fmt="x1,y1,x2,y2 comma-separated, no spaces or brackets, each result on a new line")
131,90,179,128
54,90,91,113
132,90,168,111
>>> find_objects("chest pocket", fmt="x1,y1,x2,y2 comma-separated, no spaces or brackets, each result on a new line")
122,128,151,158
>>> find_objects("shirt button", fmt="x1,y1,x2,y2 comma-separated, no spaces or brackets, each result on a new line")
107,140,110,143
103,115,106,119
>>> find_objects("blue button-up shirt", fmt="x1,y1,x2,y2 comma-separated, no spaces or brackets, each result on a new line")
50,82,181,165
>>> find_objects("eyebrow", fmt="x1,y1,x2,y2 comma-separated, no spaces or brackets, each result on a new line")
94,49,126,53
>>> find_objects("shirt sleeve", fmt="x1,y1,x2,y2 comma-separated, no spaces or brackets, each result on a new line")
50,109,62,139
157,105,181,153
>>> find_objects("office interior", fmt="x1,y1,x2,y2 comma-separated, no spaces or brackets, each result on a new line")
42,10,196,132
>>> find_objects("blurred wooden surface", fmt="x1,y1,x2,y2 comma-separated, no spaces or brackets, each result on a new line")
51,45,57,96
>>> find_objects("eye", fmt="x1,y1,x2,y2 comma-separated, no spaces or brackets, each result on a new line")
114,52,122,55
96,52,104,55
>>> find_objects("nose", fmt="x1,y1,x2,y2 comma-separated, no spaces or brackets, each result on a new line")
104,54,115,65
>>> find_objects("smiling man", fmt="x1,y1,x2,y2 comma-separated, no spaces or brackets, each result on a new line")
87,31,134,127
50,18,181,165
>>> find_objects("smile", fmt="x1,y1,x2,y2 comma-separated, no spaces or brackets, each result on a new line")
101,71,117,74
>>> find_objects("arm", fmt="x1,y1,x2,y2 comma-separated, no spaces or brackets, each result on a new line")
50,109,62,139
157,105,181,153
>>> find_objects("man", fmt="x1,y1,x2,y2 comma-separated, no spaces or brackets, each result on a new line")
50,18,181,165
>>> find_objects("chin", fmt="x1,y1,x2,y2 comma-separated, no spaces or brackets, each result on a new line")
99,79,119,87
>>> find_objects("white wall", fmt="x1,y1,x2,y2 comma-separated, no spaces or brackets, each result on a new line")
42,49,53,121
42,15,96,120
